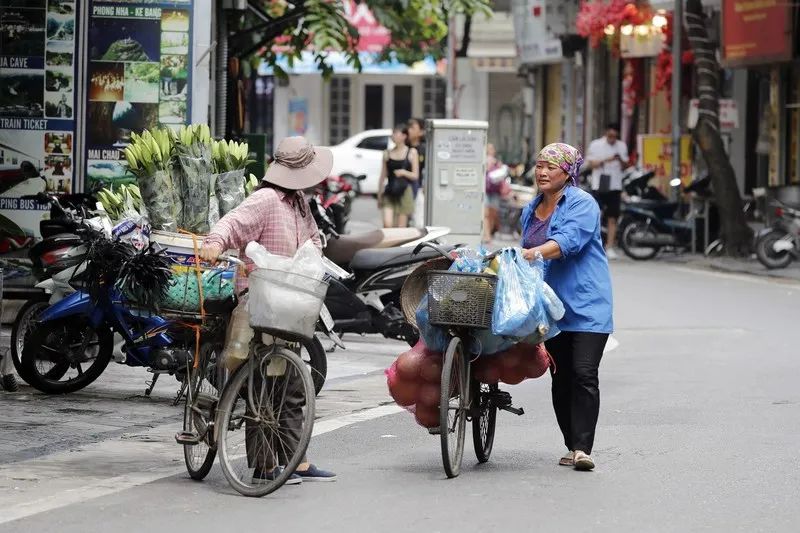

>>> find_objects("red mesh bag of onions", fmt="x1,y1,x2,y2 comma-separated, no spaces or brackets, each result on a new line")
385,339,444,428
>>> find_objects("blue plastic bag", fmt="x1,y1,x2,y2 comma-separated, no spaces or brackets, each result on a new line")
468,329,516,356
415,294,449,352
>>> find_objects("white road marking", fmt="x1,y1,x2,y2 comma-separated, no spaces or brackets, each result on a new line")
0,405,403,525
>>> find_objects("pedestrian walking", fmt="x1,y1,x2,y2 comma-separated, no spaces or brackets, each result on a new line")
199,136,337,484
521,142,613,471
407,118,427,228
585,123,629,259
377,125,419,228
483,143,509,244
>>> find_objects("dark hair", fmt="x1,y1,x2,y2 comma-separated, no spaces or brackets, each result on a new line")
407,118,425,131
393,124,409,135
606,122,620,132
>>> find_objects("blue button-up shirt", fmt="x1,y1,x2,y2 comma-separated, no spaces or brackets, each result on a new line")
520,185,614,334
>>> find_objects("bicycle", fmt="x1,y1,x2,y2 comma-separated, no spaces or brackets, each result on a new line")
424,256,525,478
178,264,324,497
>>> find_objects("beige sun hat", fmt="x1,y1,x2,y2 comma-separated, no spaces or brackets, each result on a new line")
263,136,334,190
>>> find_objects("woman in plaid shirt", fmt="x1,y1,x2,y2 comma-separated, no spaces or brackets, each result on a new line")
200,136,337,484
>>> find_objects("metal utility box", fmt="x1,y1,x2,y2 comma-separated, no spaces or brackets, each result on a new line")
424,120,488,247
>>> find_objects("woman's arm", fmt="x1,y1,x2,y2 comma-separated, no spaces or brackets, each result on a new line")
398,148,420,181
199,189,272,261
377,151,388,202
522,240,561,261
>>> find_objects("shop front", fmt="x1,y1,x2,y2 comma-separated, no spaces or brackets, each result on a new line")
720,0,799,205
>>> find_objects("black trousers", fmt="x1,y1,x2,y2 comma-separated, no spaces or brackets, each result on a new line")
544,331,609,455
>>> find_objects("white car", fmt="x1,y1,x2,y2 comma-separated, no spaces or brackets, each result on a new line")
328,129,392,195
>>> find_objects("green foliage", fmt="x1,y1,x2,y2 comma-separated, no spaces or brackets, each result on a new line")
245,0,492,77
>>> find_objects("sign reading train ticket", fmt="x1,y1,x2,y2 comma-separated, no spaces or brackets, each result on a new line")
0,0,80,265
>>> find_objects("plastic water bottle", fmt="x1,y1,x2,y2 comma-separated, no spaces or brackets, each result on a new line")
223,296,252,372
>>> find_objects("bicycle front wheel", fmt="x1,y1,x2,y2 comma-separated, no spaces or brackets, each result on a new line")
440,336,469,479
216,345,316,497
183,344,222,481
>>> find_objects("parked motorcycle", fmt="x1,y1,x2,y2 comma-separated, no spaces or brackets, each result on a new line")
10,192,108,378
318,174,365,234
310,198,454,345
619,175,712,260
755,200,800,269
20,229,333,396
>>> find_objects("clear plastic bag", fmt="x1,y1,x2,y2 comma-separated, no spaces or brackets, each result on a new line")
137,169,178,231
491,248,544,338
215,169,246,217
246,240,325,282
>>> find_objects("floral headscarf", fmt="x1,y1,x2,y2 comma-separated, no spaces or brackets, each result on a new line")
536,143,584,184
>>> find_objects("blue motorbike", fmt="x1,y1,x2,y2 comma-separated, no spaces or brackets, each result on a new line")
19,230,238,396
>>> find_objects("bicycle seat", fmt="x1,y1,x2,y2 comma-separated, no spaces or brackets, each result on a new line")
350,246,450,271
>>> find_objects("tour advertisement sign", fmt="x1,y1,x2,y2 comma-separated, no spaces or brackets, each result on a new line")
85,0,192,188
0,0,79,278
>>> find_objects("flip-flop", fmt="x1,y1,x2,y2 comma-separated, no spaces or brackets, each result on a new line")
559,451,575,466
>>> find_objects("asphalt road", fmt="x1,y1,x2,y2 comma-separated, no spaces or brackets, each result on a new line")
3,257,798,532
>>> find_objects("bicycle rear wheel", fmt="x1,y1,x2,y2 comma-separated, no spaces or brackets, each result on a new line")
440,336,469,479
183,343,223,481
471,380,497,463
216,344,315,497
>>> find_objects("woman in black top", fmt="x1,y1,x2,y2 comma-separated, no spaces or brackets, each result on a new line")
377,125,419,228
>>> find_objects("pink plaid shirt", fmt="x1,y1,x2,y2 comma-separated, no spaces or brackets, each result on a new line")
203,187,321,291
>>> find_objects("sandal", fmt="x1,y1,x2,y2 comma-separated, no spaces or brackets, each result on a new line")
559,451,575,466
573,450,595,471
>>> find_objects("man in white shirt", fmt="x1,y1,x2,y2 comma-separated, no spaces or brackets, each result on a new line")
586,123,629,259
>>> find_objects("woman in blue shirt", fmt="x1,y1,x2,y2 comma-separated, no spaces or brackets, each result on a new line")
521,143,613,471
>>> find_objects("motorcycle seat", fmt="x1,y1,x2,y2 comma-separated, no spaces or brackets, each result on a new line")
350,246,447,271
325,228,427,266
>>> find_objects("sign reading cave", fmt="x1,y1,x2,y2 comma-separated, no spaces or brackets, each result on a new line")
84,0,193,188
0,0,80,256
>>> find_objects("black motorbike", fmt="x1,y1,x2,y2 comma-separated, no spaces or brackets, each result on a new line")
310,198,454,345
619,174,712,260
10,191,102,378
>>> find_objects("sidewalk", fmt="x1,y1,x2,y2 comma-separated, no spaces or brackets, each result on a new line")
661,254,800,282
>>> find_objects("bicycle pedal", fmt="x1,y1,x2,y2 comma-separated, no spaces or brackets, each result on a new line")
489,390,513,409
427,427,441,435
175,431,201,445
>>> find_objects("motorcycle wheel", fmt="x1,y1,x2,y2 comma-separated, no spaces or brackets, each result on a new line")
755,229,794,269
11,299,50,380
303,336,327,396
620,220,660,260
20,317,113,394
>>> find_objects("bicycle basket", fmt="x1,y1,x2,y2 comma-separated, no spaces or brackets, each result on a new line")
426,271,496,329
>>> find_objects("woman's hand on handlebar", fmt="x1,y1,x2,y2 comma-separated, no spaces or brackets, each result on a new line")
199,244,222,263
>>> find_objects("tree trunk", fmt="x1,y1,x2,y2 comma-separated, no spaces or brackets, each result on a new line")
685,0,753,256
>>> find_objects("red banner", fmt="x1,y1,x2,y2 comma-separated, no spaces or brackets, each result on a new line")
721,1,794,67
